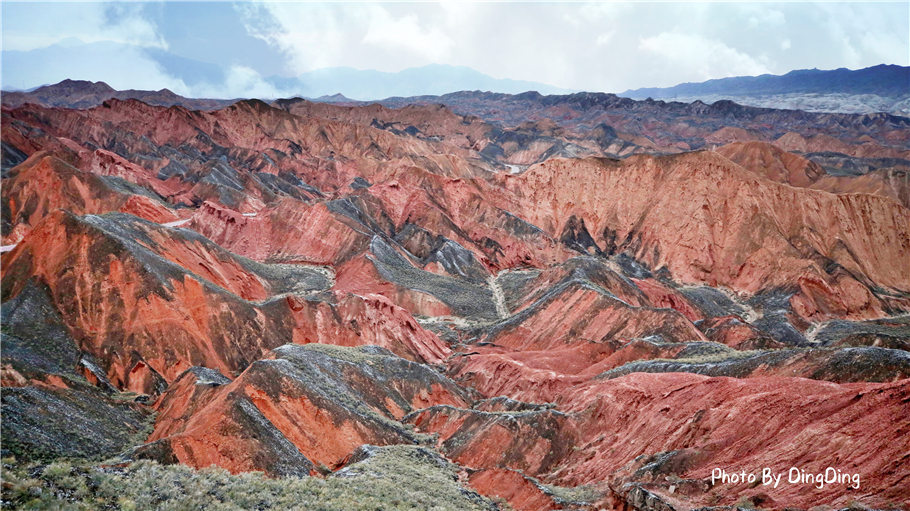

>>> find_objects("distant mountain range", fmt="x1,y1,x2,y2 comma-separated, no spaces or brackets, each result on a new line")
2,37,906,115
620,64,909,99
0,79,236,111
268,64,578,100
1,39,575,100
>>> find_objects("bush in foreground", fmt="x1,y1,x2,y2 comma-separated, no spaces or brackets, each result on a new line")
1,446,497,511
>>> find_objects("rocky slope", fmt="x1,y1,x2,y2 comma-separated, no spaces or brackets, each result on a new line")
2,88,909,511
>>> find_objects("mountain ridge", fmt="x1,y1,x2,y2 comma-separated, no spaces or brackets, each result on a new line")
620,64,909,99
1,39,575,100
2,81,910,511
617,64,909,115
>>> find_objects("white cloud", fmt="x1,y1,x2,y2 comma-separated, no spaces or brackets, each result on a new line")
4,2,907,97
639,32,772,81
2,3,166,51
236,2,456,75
5,43,190,94
229,2,906,94
596,31,615,46
859,30,909,66
578,2,632,23
235,3,347,74
745,7,786,28
821,4,908,67
190,66,288,100
361,6,454,62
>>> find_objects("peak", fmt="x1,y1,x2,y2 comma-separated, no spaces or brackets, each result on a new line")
53,37,86,48
39,79,115,93
514,91,542,101
231,98,276,113
314,93,352,103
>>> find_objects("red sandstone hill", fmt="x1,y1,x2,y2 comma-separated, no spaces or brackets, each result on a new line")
715,141,825,188
717,140,910,209
494,153,910,323
1,152,179,244
2,93,909,511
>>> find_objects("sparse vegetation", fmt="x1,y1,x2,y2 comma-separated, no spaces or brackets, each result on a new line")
1,447,495,511
539,482,602,505
603,347,767,376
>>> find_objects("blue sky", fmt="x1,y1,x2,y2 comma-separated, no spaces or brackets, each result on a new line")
2,1,907,97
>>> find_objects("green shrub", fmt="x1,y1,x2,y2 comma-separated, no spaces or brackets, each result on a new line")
1,448,496,511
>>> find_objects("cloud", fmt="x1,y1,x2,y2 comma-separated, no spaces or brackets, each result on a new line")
361,6,454,62
2,2,166,51
4,2,907,97
596,31,615,46
817,3,908,69
578,2,632,23
237,3,457,75
639,32,772,81
2,41,189,94
192,66,289,100
2,1,291,100
859,30,909,66
235,2,347,74
744,7,786,28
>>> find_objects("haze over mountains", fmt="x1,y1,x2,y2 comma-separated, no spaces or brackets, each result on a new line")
621,64,910,115
622,64,909,99
3,74,909,510
4,38,908,115
1,38,575,100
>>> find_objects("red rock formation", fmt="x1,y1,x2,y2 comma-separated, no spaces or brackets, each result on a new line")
276,99,491,156
705,126,767,145
554,373,910,510
150,367,233,441
811,168,910,209
1,211,293,393
285,291,451,365
715,141,825,188
2,153,178,243
484,283,706,352
717,141,910,209
496,153,910,322
774,131,910,160
3,92,909,511
141,344,472,475
774,131,809,153
467,469,571,511
447,344,617,404
630,278,704,322
1,210,447,394
407,405,579,477
186,199,370,265
698,315,786,350
334,253,457,318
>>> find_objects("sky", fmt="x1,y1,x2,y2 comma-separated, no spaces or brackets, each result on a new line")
1,1,908,98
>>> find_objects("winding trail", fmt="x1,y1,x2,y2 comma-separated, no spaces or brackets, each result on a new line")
488,272,510,320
